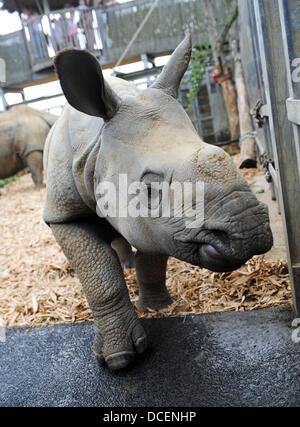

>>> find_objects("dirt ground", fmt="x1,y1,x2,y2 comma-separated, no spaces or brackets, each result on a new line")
0,164,291,327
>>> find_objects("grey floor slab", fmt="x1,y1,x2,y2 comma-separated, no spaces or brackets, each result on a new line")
0,306,299,407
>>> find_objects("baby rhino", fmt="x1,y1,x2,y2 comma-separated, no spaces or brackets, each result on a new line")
43,35,273,371
0,105,57,188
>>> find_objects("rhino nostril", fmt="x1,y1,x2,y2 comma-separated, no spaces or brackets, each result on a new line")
201,244,221,258
209,229,229,243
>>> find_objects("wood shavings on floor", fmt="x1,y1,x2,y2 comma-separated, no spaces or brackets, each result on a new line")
233,153,264,185
0,170,291,328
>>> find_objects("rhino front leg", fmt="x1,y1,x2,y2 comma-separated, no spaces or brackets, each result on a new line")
26,151,44,189
50,219,147,371
111,236,135,270
135,252,173,312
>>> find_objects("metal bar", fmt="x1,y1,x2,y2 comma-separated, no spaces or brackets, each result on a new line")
201,117,214,122
268,163,279,190
6,92,63,108
115,66,163,81
35,0,43,15
260,104,269,117
0,87,7,111
193,93,203,137
42,0,50,14
286,98,300,126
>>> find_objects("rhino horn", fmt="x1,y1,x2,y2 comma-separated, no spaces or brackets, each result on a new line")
151,32,192,98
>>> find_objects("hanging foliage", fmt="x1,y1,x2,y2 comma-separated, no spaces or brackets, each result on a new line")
186,44,212,112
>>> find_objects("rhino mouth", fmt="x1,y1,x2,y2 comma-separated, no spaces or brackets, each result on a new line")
198,243,247,272
174,226,273,273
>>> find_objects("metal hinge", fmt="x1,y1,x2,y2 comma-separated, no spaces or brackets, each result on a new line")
251,99,268,128
259,153,275,183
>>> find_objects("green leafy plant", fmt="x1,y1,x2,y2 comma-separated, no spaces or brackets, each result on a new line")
187,44,212,112
0,176,17,188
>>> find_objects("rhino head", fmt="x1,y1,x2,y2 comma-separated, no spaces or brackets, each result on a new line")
55,34,273,273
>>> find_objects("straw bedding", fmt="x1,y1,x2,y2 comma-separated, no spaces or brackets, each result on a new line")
0,164,291,327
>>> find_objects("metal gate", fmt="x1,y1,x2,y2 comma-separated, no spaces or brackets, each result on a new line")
239,0,300,315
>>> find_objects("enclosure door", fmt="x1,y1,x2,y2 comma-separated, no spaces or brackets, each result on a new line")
252,0,300,315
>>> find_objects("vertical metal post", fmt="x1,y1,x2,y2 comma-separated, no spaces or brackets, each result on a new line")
193,94,203,136
141,53,152,87
0,88,7,111
41,0,50,14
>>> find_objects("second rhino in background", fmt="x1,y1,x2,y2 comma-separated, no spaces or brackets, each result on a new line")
0,105,58,189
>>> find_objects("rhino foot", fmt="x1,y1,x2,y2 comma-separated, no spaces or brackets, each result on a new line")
50,220,147,372
135,252,171,312
138,291,173,312
93,321,147,371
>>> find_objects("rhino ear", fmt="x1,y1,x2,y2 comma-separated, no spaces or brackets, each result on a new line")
151,33,192,98
54,49,119,120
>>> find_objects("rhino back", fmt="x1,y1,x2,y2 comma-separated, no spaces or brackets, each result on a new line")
0,119,24,179
0,106,54,179
29,108,58,128
1,106,53,152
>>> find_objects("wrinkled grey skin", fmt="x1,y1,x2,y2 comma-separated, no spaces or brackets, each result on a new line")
44,35,273,371
0,105,57,188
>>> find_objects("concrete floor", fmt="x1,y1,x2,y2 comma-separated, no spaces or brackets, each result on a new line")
1,306,299,407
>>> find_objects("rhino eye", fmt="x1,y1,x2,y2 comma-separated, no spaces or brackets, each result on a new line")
146,183,162,210
147,184,153,201
141,173,164,211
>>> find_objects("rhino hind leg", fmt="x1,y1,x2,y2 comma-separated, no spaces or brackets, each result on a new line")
135,252,173,312
50,219,147,371
111,236,135,270
26,151,44,189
